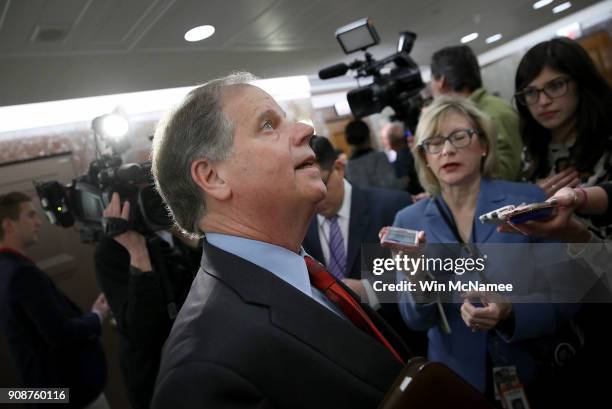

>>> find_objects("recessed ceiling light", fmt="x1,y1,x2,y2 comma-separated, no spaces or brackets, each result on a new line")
184,25,215,42
460,33,479,44
533,0,553,10
485,34,503,44
553,2,572,13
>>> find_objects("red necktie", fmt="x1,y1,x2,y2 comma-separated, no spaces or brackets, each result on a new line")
304,255,404,364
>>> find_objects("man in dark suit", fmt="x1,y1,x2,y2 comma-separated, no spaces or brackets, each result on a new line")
0,191,109,408
150,73,411,409
384,123,423,195
303,136,426,356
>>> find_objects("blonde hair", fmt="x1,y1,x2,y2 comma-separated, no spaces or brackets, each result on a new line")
413,96,498,195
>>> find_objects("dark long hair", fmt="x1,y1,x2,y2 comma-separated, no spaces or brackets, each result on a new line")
514,37,612,179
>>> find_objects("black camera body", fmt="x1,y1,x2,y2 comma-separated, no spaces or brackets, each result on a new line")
319,18,425,130
35,155,171,243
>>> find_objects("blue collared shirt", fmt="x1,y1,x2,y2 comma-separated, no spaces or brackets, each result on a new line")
206,233,345,318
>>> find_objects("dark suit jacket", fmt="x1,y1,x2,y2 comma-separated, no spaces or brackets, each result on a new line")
302,184,412,279
152,240,409,409
301,185,427,356
0,249,106,408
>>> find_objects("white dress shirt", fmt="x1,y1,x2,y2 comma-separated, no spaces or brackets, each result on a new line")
206,233,346,318
315,180,381,309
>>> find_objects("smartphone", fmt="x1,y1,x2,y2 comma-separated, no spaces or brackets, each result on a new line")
478,205,516,225
506,202,555,224
479,202,555,225
380,227,419,250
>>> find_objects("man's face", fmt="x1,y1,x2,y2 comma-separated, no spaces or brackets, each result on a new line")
314,161,345,218
219,85,326,216
379,129,391,151
10,202,42,248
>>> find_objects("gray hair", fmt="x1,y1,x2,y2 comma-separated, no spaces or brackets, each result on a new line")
152,71,257,237
413,95,498,195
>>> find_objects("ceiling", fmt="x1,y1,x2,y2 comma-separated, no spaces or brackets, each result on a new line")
0,0,604,107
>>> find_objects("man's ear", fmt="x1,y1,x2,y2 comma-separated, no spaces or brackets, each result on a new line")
440,75,448,89
432,75,449,94
191,158,231,201
1,217,14,236
333,158,345,178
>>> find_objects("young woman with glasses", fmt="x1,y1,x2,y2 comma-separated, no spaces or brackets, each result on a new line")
514,37,612,217
511,39,612,406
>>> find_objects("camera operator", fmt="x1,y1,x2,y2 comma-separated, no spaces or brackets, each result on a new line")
94,192,201,409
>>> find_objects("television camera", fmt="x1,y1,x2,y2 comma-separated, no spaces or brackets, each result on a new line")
318,18,425,130
34,114,171,243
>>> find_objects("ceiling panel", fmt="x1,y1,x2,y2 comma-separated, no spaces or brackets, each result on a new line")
86,0,158,45
0,0,606,106
259,0,387,48
136,0,278,50
38,0,87,24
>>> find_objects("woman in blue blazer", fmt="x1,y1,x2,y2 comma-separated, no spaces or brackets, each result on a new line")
393,96,578,407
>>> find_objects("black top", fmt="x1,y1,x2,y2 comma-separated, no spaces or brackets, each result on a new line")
591,182,612,226
393,146,422,194
95,236,200,409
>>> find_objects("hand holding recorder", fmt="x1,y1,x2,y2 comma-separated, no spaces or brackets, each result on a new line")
496,187,593,242
479,201,556,226
379,226,426,252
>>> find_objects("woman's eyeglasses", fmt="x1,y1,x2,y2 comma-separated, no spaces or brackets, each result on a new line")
514,77,571,106
420,129,478,155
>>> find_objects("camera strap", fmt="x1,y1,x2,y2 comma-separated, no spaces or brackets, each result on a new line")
147,236,178,320
102,217,130,238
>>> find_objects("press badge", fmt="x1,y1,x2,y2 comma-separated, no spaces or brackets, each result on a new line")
493,366,531,409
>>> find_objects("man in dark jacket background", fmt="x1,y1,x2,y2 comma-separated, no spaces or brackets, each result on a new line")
0,191,109,408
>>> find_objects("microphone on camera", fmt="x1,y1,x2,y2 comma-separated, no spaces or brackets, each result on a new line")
318,63,350,80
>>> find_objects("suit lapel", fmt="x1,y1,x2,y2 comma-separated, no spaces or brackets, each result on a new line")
269,283,404,393
424,198,457,243
425,180,508,244
200,240,402,393
347,187,370,278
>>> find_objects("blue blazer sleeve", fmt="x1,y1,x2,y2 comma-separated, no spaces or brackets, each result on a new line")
393,203,440,331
